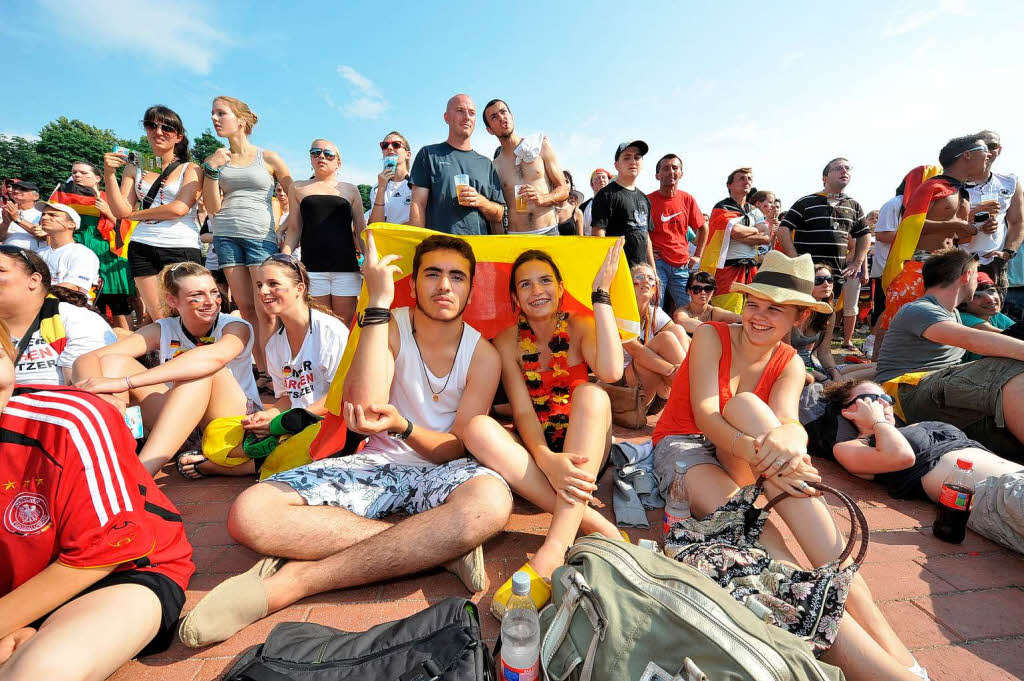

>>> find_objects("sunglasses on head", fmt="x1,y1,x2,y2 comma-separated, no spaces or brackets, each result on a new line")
380,141,404,151
815,275,833,285
688,284,715,294
0,244,38,273
309,148,338,160
843,392,895,409
262,253,300,269
142,120,178,134
957,145,988,158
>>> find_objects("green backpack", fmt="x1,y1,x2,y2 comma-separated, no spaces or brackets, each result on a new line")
539,535,845,681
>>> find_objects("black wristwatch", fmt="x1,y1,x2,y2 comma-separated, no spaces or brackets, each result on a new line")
389,418,413,441
1002,248,1017,260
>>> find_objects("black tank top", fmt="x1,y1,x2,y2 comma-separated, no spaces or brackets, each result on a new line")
298,194,358,273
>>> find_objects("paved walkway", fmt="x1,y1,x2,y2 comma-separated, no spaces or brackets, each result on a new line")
110,423,1024,681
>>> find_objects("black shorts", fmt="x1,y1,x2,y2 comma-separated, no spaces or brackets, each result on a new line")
96,293,134,316
871,277,886,326
127,241,203,278
29,569,185,657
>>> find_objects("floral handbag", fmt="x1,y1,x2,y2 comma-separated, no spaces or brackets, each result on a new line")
663,482,869,656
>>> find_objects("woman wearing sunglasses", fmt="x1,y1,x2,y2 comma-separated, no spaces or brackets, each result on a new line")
202,96,293,391
72,262,262,478
102,105,202,324
672,271,741,334
823,377,1024,556
621,263,689,414
0,247,116,386
282,139,366,325
366,132,413,226
653,252,926,681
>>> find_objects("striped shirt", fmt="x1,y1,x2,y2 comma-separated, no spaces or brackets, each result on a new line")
781,192,869,272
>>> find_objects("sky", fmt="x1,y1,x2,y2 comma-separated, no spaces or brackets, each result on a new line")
3,0,1023,213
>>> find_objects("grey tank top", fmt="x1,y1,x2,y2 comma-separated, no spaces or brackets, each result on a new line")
211,148,276,241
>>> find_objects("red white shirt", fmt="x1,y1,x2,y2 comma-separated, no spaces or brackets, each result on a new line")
647,190,704,267
0,386,194,594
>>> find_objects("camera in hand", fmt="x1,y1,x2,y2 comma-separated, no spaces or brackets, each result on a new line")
973,211,991,223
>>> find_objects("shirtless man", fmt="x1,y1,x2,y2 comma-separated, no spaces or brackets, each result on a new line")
283,138,367,324
484,99,569,235
178,233,512,648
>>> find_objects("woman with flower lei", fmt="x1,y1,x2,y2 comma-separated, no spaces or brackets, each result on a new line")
465,238,626,617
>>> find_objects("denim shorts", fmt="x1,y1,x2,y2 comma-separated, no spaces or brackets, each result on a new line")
213,235,279,267
655,258,692,309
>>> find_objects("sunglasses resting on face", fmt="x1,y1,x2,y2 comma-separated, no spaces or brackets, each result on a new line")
309,148,338,160
142,120,178,134
380,141,404,151
843,393,895,409
688,285,715,294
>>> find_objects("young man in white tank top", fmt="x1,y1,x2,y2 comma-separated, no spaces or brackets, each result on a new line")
180,233,511,648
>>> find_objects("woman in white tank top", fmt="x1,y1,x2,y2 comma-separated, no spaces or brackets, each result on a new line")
102,105,202,323
201,96,293,394
73,262,262,478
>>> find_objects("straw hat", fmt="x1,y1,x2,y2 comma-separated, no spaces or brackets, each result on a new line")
730,251,834,314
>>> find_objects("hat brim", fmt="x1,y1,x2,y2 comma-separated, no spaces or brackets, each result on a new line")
730,282,834,314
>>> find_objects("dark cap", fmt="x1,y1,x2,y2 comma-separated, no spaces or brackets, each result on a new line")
615,140,649,161
10,180,39,192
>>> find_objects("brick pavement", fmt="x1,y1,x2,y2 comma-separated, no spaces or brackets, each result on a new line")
109,423,1024,681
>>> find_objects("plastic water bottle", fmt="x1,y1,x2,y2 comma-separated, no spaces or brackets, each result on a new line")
663,461,691,536
500,571,540,680
933,459,977,544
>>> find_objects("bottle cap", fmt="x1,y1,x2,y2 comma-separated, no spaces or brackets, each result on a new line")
956,458,974,470
511,570,532,596
674,461,687,476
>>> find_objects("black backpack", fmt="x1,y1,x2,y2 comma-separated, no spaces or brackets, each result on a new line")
222,598,494,681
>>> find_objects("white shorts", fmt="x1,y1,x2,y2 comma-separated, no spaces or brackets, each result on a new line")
308,271,363,298
841,277,861,316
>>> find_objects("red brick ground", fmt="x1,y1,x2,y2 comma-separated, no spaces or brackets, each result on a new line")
109,423,1024,681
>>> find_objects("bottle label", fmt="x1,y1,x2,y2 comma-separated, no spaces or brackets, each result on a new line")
939,486,971,510
663,510,690,535
501,659,539,681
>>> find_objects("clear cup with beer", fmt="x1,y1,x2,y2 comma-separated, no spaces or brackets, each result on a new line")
454,174,470,206
514,184,529,213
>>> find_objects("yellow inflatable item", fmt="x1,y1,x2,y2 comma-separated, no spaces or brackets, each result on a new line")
201,417,323,480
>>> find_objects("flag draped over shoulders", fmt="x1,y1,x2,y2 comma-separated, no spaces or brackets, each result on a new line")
309,224,641,459
698,198,751,312
880,165,947,290
49,181,136,258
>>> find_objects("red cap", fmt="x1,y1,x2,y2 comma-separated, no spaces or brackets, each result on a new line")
976,272,995,286
956,458,974,470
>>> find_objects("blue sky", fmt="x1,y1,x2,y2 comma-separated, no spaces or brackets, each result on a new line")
4,0,1023,213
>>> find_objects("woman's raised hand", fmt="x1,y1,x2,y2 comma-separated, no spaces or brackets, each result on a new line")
592,237,625,293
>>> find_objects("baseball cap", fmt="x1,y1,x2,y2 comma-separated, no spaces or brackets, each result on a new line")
43,202,81,230
590,168,613,183
976,271,995,287
10,180,39,192
615,140,649,161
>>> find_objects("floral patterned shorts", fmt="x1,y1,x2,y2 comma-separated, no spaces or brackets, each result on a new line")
265,452,508,519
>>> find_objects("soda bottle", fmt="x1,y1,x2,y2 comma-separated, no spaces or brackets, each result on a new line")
933,458,977,544
500,571,540,681
663,461,691,536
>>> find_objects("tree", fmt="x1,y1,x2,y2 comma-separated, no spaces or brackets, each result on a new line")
192,129,222,163
0,135,44,186
31,117,126,193
357,184,372,212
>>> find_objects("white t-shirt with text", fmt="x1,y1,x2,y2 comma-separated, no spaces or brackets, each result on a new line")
11,302,116,385
266,309,349,409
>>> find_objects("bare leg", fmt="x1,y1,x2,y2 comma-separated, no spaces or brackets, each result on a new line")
223,266,262,371
262,475,512,612
330,295,358,327
821,616,922,681
837,363,876,381
248,266,272,373
871,327,887,362
463,415,619,540
133,274,163,323
177,368,258,478
0,584,162,681
1001,372,1024,445
842,314,857,346
136,374,216,475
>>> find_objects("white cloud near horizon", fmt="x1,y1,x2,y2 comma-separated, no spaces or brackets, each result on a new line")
38,0,228,74
324,65,390,120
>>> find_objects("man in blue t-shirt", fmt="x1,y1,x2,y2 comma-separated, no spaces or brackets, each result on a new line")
408,94,505,235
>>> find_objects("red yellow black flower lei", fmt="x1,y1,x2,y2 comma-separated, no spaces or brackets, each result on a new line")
519,310,572,452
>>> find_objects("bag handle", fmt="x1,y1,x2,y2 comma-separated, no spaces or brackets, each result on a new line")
541,571,605,681
763,482,870,566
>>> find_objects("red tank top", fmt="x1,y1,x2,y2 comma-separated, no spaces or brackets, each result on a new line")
652,322,796,444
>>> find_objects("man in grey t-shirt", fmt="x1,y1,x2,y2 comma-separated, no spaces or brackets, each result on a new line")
408,94,505,236
875,249,1024,457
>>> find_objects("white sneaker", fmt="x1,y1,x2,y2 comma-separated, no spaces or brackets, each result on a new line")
908,657,931,680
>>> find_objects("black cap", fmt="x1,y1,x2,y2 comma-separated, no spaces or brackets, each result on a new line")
10,180,39,192
615,140,649,161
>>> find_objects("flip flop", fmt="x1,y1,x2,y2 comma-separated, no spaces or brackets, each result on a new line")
176,451,210,480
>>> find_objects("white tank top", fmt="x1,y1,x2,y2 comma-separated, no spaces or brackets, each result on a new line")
363,307,481,466
965,172,1018,263
132,164,201,248
156,314,262,407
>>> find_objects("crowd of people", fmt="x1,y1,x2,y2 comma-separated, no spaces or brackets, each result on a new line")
1,91,1023,681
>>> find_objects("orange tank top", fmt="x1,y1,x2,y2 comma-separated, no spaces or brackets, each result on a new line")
652,321,796,444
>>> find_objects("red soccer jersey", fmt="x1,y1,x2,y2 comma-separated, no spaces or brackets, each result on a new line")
0,386,194,594
647,190,705,268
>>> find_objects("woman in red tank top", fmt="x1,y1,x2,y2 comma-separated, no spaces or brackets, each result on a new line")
465,240,627,618
655,252,925,681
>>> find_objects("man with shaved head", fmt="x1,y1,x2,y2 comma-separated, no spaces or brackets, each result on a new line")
408,94,505,235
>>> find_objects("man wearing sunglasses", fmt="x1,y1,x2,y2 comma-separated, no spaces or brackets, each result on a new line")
876,248,1024,459
0,180,44,251
819,377,1024,556
484,99,568,235
407,94,505,235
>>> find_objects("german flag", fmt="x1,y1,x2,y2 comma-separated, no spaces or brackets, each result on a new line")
307,224,641,460
48,180,136,258
880,165,946,290
698,197,756,313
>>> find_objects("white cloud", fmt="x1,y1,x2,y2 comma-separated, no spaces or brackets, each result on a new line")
324,65,389,120
884,0,968,37
781,52,804,68
38,0,228,74
1,131,40,142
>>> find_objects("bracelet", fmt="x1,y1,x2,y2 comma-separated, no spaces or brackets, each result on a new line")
357,307,392,327
591,289,611,305
202,162,221,179
729,430,744,457
374,201,385,207
871,420,889,429
125,375,134,390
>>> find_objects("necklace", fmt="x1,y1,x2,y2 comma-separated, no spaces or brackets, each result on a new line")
519,311,572,451
181,313,219,346
411,316,465,401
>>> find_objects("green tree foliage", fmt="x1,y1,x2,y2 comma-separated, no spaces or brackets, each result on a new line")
358,184,372,212
192,129,222,163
